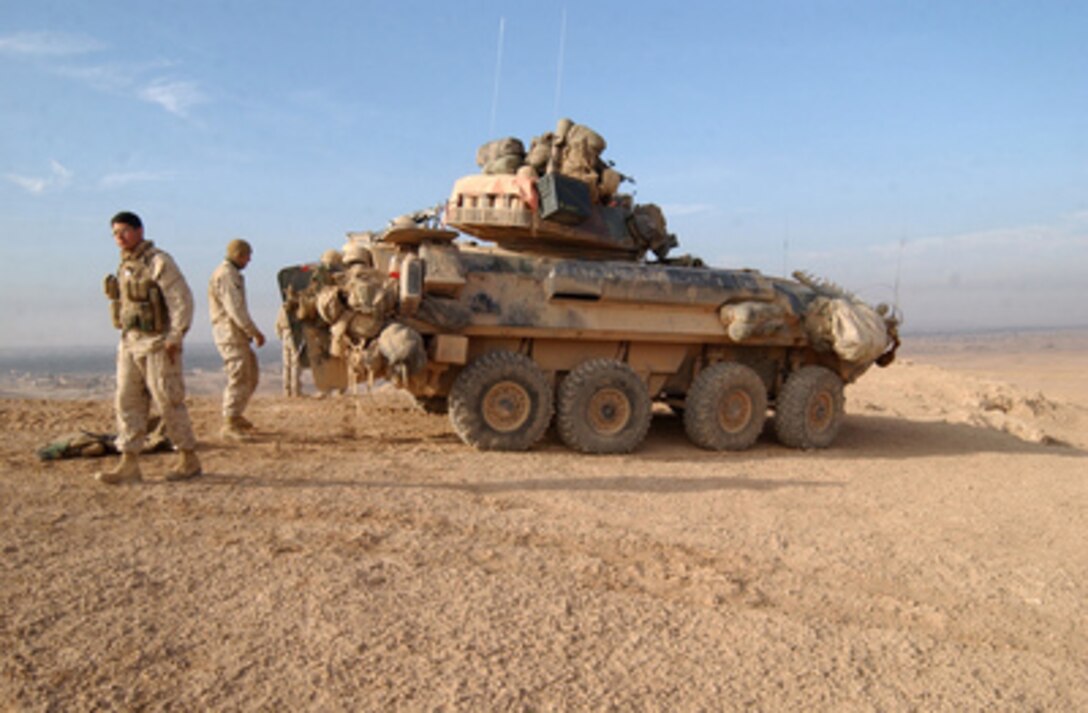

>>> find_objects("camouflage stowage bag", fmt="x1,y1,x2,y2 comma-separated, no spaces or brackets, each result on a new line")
377,323,425,374
526,133,554,172
483,154,524,175
37,417,173,460
809,297,891,364
37,431,117,460
831,298,891,363
316,286,344,324
476,137,525,169
557,123,606,182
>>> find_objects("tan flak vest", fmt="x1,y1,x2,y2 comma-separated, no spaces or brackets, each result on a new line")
104,241,168,335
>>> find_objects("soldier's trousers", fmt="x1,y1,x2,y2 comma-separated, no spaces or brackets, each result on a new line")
282,340,301,396
217,341,259,418
115,338,197,453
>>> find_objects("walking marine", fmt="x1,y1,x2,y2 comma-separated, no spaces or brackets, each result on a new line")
209,238,266,439
97,211,202,484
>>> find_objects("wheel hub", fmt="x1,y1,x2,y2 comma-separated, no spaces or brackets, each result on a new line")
587,387,630,435
806,391,834,432
718,390,754,433
482,381,531,433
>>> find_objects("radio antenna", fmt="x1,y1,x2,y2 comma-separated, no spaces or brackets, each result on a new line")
782,216,790,277
489,17,505,137
553,7,567,120
893,237,905,313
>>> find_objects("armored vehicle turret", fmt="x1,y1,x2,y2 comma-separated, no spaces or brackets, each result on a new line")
278,120,900,453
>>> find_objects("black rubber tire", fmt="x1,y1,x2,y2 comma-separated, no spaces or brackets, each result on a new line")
774,365,845,449
448,351,553,451
683,362,768,451
557,359,652,454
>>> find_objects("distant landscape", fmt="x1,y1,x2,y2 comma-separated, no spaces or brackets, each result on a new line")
0,342,288,399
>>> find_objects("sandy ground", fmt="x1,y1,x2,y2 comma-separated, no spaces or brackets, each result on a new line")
2,331,1086,710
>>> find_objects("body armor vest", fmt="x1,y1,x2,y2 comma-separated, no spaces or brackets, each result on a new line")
115,243,166,334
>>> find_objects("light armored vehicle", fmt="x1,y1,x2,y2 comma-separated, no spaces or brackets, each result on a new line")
279,122,900,454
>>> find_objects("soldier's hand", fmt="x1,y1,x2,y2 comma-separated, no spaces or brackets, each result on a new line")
165,340,182,363
254,330,266,348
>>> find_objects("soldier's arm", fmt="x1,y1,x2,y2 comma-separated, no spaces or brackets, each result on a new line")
217,269,263,343
153,253,194,350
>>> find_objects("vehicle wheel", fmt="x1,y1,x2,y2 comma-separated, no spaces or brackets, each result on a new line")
415,396,448,415
448,351,553,451
557,359,652,454
774,365,845,449
684,362,767,451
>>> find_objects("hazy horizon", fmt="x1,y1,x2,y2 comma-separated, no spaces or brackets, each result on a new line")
4,324,1087,363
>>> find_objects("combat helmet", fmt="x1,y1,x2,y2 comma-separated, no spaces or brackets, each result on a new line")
320,248,343,268
226,238,252,262
342,241,374,267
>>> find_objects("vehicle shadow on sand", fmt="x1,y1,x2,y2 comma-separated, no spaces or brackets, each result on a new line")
191,410,1083,493
430,474,841,495
195,470,841,495
629,412,1084,461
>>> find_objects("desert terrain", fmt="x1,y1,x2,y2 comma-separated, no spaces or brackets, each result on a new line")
1,330,1086,710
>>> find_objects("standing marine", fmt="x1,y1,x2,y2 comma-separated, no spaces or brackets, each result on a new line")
97,211,202,484
209,238,266,439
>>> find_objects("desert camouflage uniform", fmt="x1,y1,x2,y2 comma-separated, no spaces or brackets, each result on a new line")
114,241,197,453
275,303,301,396
209,259,261,419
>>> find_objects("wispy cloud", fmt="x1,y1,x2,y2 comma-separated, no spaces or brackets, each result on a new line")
5,174,47,194
139,79,205,117
0,30,105,57
52,59,173,93
98,171,173,189
51,62,133,93
2,30,207,119
50,159,72,185
5,159,73,194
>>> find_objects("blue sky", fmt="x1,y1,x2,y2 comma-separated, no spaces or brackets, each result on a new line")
1,1,1086,347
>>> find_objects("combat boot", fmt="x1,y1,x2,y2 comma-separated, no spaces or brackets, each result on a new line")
234,415,255,431
165,449,202,481
220,417,249,441
95,452,143,485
